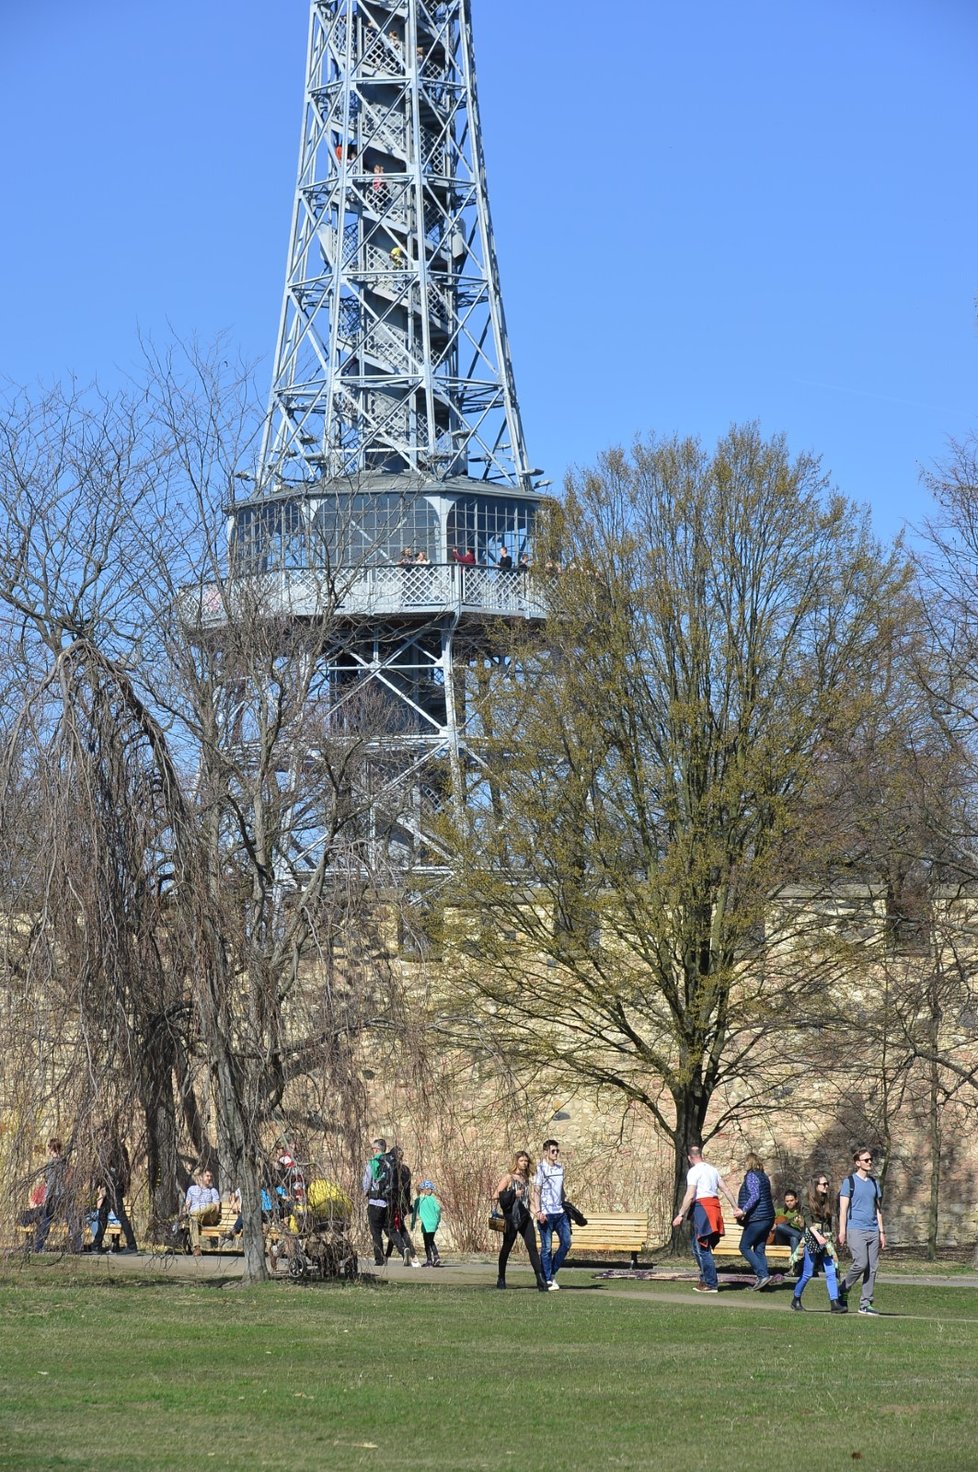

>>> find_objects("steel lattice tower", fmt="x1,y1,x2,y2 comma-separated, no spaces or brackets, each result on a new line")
212,0,546,877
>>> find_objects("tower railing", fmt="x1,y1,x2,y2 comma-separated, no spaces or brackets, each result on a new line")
182,563,547,630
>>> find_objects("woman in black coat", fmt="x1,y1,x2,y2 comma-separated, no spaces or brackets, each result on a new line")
495,1150,547,1291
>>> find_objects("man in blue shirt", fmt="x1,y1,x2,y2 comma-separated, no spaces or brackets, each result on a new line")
838,1147,886,1316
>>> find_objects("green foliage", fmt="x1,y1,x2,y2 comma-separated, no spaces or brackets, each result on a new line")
440,426,910,1187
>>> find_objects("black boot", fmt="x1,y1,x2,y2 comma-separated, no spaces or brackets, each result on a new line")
790,1296,804,1311
536,1274,548,1292
495,1276,506,1289
830,1298,848,1314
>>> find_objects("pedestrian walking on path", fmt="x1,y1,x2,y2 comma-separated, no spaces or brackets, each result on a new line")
533,1139,571,1290
496,1151,547,1291
790,1173,846,1313
838,1147,885,1316
736,1151,776,1289
672,1145,742,1293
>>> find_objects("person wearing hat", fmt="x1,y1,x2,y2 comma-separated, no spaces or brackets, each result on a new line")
410,1179,444,1266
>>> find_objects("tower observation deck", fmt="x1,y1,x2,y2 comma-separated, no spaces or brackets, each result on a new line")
199,0,547,876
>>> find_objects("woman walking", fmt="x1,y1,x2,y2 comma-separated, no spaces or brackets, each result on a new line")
791,1173,847,1313
496,1151,548,1291
737,1152,776,1289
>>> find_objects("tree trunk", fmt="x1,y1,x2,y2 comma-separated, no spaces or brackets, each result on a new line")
667,1083,710,1252
214,1057,267,1285
927,1056,941,1262
140,1039,182,1239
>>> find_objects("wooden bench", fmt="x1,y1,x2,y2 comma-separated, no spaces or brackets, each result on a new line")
194,1202,241,1253
562,1213,651,1269
712,1242,795,1273
19,1202,134,1254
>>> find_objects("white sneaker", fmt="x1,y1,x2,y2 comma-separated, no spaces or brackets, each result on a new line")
410,1259,423,1269
547,1280,560,1291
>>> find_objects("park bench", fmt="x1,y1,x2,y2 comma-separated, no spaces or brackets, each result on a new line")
19,1203,134,1254
563,1213,651,1269
195,1202,242,1253
712,1241,795,1274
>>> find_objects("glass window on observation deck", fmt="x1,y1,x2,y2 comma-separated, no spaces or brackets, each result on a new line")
230,501,308,574
312,493,439,567
446,496,537,568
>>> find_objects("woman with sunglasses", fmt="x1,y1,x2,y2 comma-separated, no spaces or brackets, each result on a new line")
790,1173,847,1313
495,1151,548,1291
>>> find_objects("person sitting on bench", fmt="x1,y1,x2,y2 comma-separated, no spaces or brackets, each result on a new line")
184,1169,221,1256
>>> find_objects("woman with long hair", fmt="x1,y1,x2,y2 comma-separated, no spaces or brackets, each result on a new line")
790,1172,847,1313
496,1150,548,1291
737,1151,776,1289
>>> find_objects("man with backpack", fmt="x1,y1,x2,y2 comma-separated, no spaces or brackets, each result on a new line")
838,1146,886,1316
362,1138,422,1268
363,1136,392,1266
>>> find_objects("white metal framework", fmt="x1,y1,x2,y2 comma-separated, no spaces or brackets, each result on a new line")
259,0,532,491
225,0,545,877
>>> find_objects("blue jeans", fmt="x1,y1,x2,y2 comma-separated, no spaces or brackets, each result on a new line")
690,1201,719,1288
537,1211,571,1282
796,1246,839,1301
739,1218,774,1279
691,1234,718,1288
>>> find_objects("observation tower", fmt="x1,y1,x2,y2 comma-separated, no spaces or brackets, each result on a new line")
203,0,546,875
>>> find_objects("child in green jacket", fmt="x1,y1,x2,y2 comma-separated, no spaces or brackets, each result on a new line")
410,1180,443,1266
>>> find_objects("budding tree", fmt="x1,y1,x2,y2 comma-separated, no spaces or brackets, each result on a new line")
438,425,909,1229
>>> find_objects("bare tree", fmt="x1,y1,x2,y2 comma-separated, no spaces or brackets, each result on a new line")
0,351,411,1280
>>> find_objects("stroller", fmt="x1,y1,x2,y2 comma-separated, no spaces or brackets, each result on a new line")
271,1166,358,1282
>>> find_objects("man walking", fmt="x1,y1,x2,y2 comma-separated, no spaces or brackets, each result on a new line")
363,1136,391,1267
34,1137,83,1253
672,1145,743,1294
533,1139,570,1290
838,1147,886,1316
90,1127,138,1255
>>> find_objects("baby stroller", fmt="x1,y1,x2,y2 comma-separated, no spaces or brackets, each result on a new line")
275,1172,358,1282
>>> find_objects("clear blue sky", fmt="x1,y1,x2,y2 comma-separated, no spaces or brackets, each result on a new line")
2,0,976,545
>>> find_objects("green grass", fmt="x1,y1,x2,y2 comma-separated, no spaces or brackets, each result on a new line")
2,1267,977,1471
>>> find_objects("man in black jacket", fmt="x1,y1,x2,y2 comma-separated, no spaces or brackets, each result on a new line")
90,1128,139,1254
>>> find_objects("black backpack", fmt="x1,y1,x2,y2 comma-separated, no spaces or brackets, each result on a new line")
373,1150,398,1202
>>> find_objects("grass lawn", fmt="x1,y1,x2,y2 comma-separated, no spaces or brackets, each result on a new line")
1,1265,977,1471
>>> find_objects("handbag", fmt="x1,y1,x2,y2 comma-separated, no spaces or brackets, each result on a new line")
488,1206,506,1234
